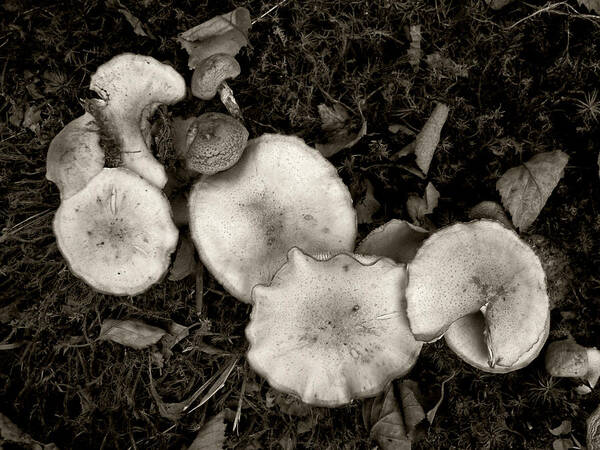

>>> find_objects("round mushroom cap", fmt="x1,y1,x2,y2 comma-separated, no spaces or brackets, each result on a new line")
183,112,249,175
544,339,590,378
405,220,549,369
246,248,422,407
444,310,549,373
191,54,241,101
53,168,179,296
88,53,186,189
46,113,104,200
356,219,429,264
188,134,357,302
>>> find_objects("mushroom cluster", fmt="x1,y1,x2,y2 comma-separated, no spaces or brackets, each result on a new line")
47,54,184,295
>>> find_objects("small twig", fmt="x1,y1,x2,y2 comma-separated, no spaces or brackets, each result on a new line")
252,0,290,25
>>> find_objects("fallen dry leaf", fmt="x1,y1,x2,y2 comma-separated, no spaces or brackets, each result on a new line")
588,404,600,450
407,182,439,225
106,0,155,38
486,0,516,10
363,384,411,450
426,372,455,425
400,380,426,439
189,411,226,450
356,179,381,224
549,420,572,436
0,412,58,449
178,8,251,69
497,150,569,231
553,437,575,450
425,52,468,78
414,103,449,175
316,102,367,157
407,24,422,70
169,234,196,281
577,0,600,13
356,219,429,264
99,319,166,350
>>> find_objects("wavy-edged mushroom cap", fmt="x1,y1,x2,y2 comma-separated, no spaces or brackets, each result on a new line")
247,248,422,407
406,220,549,369
191,54,241,100
53,168,178,295
188,134,357,302
444,310,549,373
183,112,248,174
356,219,429,264
88,53,186,189
46,113,104,200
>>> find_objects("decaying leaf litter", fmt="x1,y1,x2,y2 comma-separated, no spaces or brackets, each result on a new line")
1,1,600,449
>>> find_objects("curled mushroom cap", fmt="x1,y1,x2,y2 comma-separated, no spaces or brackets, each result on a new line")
356,219,429,264
444,310,550,373
246,248,422,407
183,112,249,175
88,53,186,189
191,54,241,101
188,134,357,302
46,113,104,200
53,168,178,295
406,220,549,369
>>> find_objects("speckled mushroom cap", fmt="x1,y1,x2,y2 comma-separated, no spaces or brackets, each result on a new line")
444,310,550,373
88,53,186,189
191,54,241,100
405,220,549,369
46,113,104,200
53,168,178,296
246,248,422,407
188,134,357,302
183,112,249,174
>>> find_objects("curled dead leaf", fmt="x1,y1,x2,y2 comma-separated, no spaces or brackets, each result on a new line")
189,411,226,450
407,182,439,226
356,179,381,225
316,102,367,158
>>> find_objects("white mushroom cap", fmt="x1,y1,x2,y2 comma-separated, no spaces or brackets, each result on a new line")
88,53,186,189
405,220,549,369
246,248,422,407
356,219,429,264
444,310,550,373
188,134,357,302
53,168,178,295
46,113,104,200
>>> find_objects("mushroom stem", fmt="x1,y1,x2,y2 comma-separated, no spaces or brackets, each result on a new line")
218,81,243,121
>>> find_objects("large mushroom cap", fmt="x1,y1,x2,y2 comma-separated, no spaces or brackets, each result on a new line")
46,113,104,200
406,220,549,369
88,53,186,189
53,168,178,296
246,248,422,407
188,134,357,302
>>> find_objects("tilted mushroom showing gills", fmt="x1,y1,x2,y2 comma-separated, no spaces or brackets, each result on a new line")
246,248,422,407
53,168,179,296
87,53,186,189
188,134,357,302
406,220,549,369
46,113,104,200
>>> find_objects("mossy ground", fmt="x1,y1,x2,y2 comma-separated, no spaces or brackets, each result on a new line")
1,0,599,448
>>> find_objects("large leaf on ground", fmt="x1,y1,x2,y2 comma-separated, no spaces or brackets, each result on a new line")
189,411,226,450
99,319,166,350
496,150,568,231
363,384,411,450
